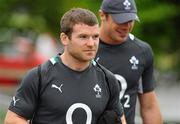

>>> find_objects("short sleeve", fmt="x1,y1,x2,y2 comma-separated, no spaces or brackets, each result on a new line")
139,44,155,93
8,67,39,120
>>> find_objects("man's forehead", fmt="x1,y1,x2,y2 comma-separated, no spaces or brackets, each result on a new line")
73,23,98,28
72,23,99,33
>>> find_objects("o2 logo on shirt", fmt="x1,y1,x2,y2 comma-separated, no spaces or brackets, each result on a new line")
66,103,92,124
114,74,130,108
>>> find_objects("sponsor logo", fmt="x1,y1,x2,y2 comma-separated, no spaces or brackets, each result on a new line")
12,96,20,106
51,83,63,93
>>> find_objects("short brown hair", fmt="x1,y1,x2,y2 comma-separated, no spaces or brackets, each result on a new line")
60,8,99,38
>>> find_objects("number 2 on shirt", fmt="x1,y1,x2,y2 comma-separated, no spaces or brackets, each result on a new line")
115,74,130,108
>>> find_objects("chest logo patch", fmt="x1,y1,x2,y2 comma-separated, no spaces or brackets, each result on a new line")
129,56,139,70
51,84,63,93
93,84,102,98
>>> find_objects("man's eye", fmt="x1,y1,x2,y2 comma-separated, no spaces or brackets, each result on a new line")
92,35,99,39
79,35,88,39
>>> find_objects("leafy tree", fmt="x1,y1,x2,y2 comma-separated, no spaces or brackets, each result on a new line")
0,0,179,78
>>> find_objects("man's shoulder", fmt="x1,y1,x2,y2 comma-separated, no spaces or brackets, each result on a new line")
93,61,118,86
40,59,53,71
23,59,52,81
128,33,152,51
93,60,114,76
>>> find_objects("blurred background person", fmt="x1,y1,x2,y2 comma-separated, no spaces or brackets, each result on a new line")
0,33,47,86
13,35,46,67
35,33,60,60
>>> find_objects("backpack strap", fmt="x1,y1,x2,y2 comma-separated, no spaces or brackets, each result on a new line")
94,60,124,121
95,62,112,101
30,56,59,123
95,62,114,106
30,65,42,123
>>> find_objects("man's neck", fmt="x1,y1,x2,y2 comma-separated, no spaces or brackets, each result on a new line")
60,53,90,72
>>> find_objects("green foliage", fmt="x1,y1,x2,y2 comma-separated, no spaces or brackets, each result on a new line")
139,4,177,23
8,13,48,32
0,109,6,124
0,0,179,77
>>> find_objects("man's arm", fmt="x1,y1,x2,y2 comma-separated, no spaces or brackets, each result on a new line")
138,91,163,124
4,110,29,124
121,114,127,124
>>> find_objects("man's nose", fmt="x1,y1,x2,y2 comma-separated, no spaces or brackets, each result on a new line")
86,37,95,46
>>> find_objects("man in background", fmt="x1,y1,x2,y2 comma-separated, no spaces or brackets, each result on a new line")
96,0,163,123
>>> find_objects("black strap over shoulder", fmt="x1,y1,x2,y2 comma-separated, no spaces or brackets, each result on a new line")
96,62,113,104
30,56,60,123
95,61,123,124
30,65,42,124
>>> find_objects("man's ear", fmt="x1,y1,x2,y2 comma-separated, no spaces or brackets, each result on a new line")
60,33,69,46
99,10,106,21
